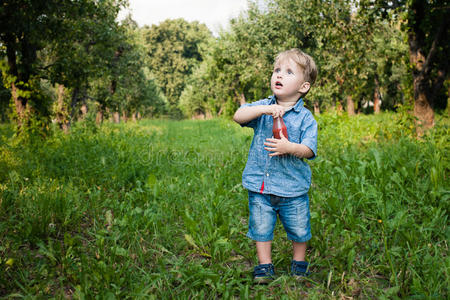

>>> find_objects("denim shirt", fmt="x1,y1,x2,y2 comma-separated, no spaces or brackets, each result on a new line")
241,95,318,197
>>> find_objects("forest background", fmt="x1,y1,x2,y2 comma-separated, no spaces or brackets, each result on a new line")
0,0,448,135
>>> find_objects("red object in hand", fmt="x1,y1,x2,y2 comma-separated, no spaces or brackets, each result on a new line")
272,116,288,139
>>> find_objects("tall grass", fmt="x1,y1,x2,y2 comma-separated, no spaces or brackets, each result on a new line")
0,113,448,298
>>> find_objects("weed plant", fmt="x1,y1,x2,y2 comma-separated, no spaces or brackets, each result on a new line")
0,113,448,299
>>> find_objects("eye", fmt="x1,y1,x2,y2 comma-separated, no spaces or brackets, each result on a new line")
287,69,294,75
274,68,281,73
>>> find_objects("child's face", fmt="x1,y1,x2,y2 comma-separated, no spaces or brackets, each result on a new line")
270,58,310,102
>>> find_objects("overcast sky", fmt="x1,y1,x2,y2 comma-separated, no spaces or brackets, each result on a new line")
118,0,249,34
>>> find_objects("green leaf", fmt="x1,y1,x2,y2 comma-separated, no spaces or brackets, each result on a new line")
184,234,199,249
114,247,128,257
146,174,157,188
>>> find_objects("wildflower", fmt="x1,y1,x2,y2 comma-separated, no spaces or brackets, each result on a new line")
378,219,382,223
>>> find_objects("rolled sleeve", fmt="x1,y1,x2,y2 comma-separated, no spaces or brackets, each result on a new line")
239,99,270,129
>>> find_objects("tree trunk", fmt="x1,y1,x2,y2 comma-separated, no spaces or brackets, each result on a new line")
313,101,320,115
96,110,104,125
239,92,246,106
131,112,137,122
336,101,343,115
374,77,381,114
6,35,28,128
409,51,435,134
192,113,205,120
113,112,120,123
407,0,449,134
409,38,435,134
217,106,224,116
413,88,434,135
11,83,27,127
346,95,355,116
121,111,128,123
80,103,88,120
56,84,69,133
70,87,80,124
4,33,42,132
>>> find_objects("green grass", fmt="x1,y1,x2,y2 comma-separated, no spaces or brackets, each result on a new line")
0,113,448,299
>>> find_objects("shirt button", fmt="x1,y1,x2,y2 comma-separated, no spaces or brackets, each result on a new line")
266,173,270,177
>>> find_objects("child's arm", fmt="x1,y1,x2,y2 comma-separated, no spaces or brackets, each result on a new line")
233,105,285,125
264,131,314,158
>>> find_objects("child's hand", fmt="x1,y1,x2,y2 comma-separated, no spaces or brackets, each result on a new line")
265,105,285,118
264,131,292,156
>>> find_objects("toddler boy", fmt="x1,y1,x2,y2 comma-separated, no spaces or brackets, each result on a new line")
233,48,318,283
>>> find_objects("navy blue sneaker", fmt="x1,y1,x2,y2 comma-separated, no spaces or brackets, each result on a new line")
291,260,310,278
253,263,275,283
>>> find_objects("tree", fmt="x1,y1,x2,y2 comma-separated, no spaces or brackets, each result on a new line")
0,0,61,131
109,17,167,121
369,19,410,112
373,0,449,133
44,0,126,127
407,0,448,132
175,0,448,123
0,0,127,133
180,0,321,118
182,0,407,117
141,19,212,116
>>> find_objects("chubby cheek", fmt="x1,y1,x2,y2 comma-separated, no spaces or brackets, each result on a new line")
270,80,276,92
270,76,280,90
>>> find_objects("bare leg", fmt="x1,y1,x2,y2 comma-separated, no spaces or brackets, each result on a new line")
256,241,272,264
292,241,306,261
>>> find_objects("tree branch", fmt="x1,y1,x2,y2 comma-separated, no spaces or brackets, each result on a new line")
423,16,448,75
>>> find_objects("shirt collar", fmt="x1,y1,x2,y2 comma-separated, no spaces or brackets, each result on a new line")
269,95,304,112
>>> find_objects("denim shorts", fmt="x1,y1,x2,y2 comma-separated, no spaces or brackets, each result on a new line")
246,191,311,243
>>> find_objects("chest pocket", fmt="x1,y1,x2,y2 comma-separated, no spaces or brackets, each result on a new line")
284,114,302,144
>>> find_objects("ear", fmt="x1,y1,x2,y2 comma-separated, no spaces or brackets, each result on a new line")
298,82,311,94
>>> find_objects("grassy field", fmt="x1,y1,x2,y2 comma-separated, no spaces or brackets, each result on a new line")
0,112,448,299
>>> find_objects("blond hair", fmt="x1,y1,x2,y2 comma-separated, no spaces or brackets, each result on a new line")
274,49,317,86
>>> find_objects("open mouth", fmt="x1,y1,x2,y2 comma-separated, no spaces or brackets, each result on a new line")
275,81,283,87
